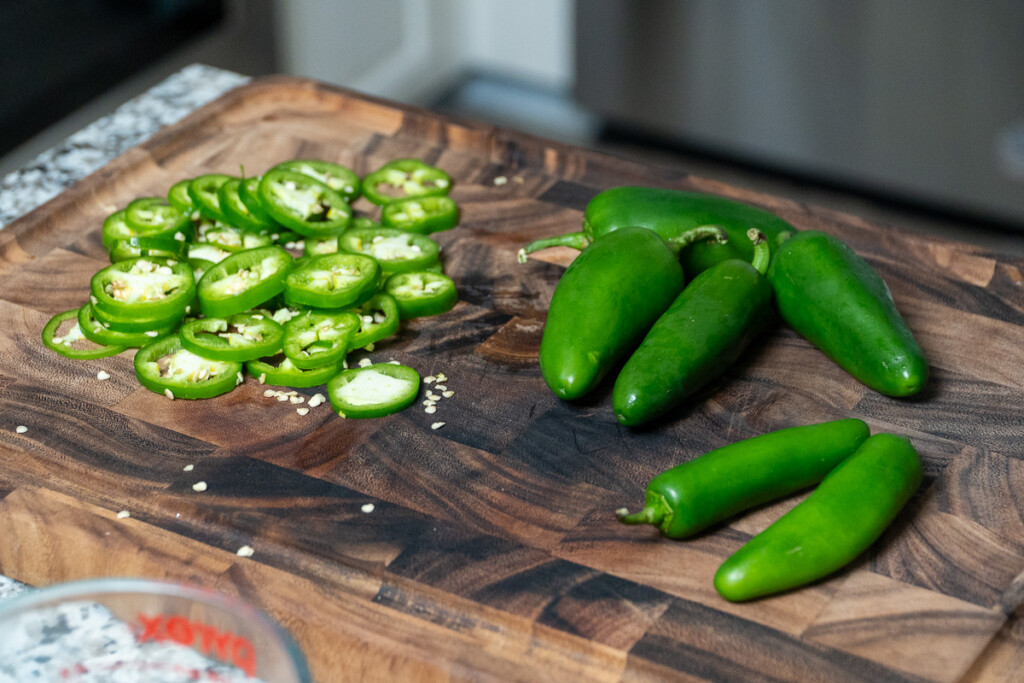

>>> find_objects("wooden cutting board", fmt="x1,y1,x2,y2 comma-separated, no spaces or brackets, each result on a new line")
1,76,1023,682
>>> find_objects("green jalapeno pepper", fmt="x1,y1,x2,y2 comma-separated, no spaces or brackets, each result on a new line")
188,174,234,223
108,235,190,264
519,186,795,279
362,158,451,205
283,252,381,309
613,230,773,426
196,224,276,253
238,176,279,225
273,159,361,203
246,353,342,388
714,433,922,602
327,363,420,418
257,169,352,236
282,309,360,369
384,271,458,319
539,225,725,401
125,197,192,235
42,309,127,359
180,312,285,362
218,178,277,233
167,179,195,214
617,418,870,539
348,293,400,349
134,334,243,399
101,207,193,253
90,257,195,324
338,227,440,274
196,246,293,318
767,230,928,397
380,196,459,234
304,234,340,257
78,302,177,347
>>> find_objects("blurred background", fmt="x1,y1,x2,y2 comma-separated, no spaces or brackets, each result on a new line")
2,0,1022,252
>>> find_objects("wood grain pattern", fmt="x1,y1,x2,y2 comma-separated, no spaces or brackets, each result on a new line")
2,75,1023,681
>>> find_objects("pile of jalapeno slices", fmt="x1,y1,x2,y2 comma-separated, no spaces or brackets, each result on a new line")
43,157,461,419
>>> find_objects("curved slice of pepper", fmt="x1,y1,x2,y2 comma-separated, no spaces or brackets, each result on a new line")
196,245,293,318
43,309,127,359
384,271,458,319
338,227,440,274
188,174,234,223
124,197,192,236
134,334,243,399
349,293,400,349
272,159,361,203
108,235,190,263
304,235,340,257
218,177,277,233
284,252,381,309
257,169,352,236
78,303,178,347
90,257,195,323
167,179,195,214
101,209,193,253
362,159,451,205
238,176,278,225
198,224,276,253
246,353,342,388
327,363,420,418
380,196,459,234
282,309,360,370
180,312,285,362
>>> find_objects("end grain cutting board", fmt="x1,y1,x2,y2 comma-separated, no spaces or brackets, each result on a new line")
1,76,1024,682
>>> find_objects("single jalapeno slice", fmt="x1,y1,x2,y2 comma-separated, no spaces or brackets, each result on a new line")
327,363,420,419
218,178,277,233
238,176,278,225
188,174,234,222
246,353,342,388
109,235,190,263
167,179,195,214
78,302,178,347
350,215,382,230
134,334,243,399
90,298,189,333
304,234,339,257
125,197,192,235
257,169,352,236
349,293,400,349
199,224,275,252
187,243,233,266
282,309,360,370
384,271,458,319
101,209,193,252
180,312,285,362
338,227,440,274
43,309,127,359
90,257,195,323
283,252,381,309
381,196,459,234
362,158,451,205
273,159,361,203
196,245,293,318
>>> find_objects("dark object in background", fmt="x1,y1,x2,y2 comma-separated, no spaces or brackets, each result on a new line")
0,0,225,158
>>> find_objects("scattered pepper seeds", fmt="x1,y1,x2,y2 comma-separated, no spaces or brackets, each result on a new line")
192,481,208,492
425,406,437,414
309,393,326,408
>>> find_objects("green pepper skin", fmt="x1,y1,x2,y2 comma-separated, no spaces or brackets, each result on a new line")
613,259,772,426
767,231,928,397
539,226,685,401
714,433,922,602
617,419,870,539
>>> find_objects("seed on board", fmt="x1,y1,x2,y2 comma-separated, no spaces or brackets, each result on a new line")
296,407,309,416
358,358,373,368
309,393,325,408
431,422,445,430
434,384,447,391
424,405,437,414
361,503,375,514
442,390,454,398
426,392,440,401
192,481,208,492
493,176,508,185
236,545,255,557
422,399,435,407
15,426,28,433
164,388,174,400
264,389,276,397
276,393,289,402
116,510,130,519
183,464,194,472
96,370,111,381
289,395,304,404
424,376,436,384
258,373,267,385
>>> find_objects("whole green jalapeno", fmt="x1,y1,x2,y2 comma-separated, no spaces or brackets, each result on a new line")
519,186,795,278
538,225,725,401
714,433,922,602
767,230,928,397
616,418,870,539
613,229,773,427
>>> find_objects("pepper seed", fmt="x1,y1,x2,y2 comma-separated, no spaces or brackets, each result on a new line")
192,481,208,492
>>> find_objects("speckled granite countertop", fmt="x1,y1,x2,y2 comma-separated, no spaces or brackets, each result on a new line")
0,64,250,602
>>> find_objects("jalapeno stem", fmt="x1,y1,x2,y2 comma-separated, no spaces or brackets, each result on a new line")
747,229,771,276
517,231,590,263
664,225,728,255
615,493,673,528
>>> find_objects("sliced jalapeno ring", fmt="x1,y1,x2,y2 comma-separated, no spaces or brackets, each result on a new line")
218,178,277,233
238,176,278,225
43,309,127,360
362,159,451,205
384,271,458,319
272,159,361,203
196,245,293,318
282,309,360,370
257,169,352,236
381,196,459,234
180,312,285,362
327,363,421,419
283,253,381,309
124,197,191,235
108,235,190,263
167,179,195,214
134,334,243,399
246,353,342,388
338,227,440,274
349,293,400,349
102,208,193,253
78,302,177,347
188,174,234,222
90,257,195,323
198,224,276,252
304,234,340,257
